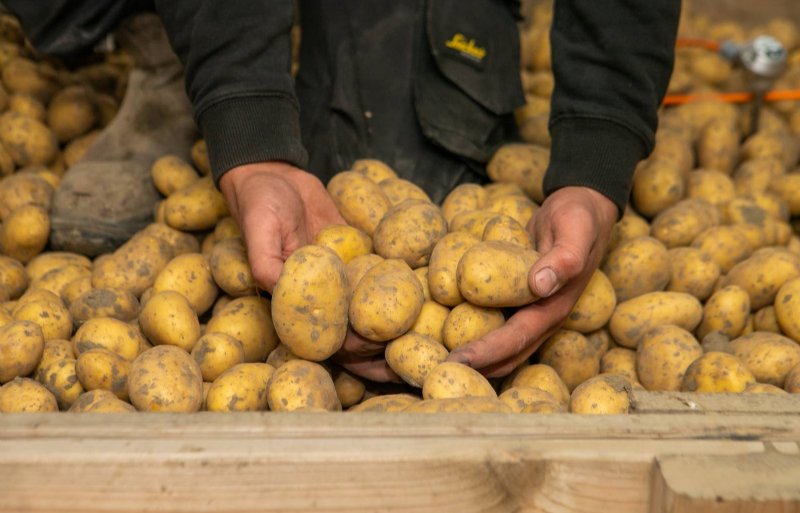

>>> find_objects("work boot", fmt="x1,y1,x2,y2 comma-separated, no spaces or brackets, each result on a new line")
50,13,197,256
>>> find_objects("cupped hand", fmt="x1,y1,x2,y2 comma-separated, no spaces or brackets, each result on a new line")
446,186,618,377
218,162,345,293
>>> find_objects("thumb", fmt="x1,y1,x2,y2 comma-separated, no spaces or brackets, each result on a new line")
529,229,593,299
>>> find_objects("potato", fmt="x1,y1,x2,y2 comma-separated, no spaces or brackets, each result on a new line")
206,362,274,412
0,255,27,300
378,177,431,205
350,259,423,342
191,332,245,382
666,248,720,300
442,303,504,351
69,287,139,326
313,224,373,264
785,364,800,393
721,248,800,310
748,191,789,222
522,70,554,97
482,214,533,248
206,296,278,363
265,343,299,369
62,130,99,168
586,328,613,359
272,244,349,360
744,383,788,395
150,155,198,196
441,183,486,224
680,352,755,393
696,118,739,174
721,198,771,227
403,396,511,413
38,357,84,409
770,173,800,216
349,393,421,412
499,386,560,413
28,264,92,300
600,347,638,383
47,85,97,143
0,320,44,383
690,226,752,274
139,290,200,352
72,317,145,362
602,236,670,303
163,176,228,231
75,348,130,400
333,369,365,408
753,306,781,334
487,143,549,202
213,217,241,242
385,332,449,387
190,139,210,175
13,297,72,341
569,374,631,414
9,94,45,121
733,157,783,196
351,158,397,183
128,345,203,412
609,292,703,349
427,232,480,306
538,330,600,392
0,172,52,220
448,209,501,238
32,340,73,385
0,308,10,328
267,360,341,412
27,254,90,284
484,194,537,228
457,240,540,307
140,222,200,257
15,288,61,310
0,111,58,166
422,362,496,400
505,364,570,404
0,377,57,412
409,301,449,342
636,324,703,391
563,270,616,333
741,132,796,169
650,199,720,249
68,389,135,413
208,238,256,297
152,252,218,315
1,58,57,102
414,266,431,301
345,253,383,295
373,200,447,268
1,204,49,263
697,285,751,340
651,126,695,173
631,160,684,217
775,277,800,342
327,171,391,235
731,332,800,387
92,233,174,297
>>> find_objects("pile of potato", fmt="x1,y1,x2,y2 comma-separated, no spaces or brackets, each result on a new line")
2,7,800,416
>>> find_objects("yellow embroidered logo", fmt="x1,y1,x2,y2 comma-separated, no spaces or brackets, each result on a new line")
445,33,486,62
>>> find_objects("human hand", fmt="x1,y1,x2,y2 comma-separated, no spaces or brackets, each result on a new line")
446,186,618,377
218,162,345,293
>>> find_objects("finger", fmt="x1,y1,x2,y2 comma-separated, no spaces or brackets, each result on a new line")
243,213,286,293
337,357,403,383
340,328,386,357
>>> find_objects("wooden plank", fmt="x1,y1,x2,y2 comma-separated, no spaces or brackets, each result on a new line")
631,392,800,416
651,448,800,513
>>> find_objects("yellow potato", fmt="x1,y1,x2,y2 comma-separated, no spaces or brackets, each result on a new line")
69,288,139,326
414,266,431,301
427,231,480,306
539,330,600,392
344,253,383,295
128,345,204,412
0,141,13,177
13,298,72,341
649,123,696,172
385,332,449,387
586,328,613,360
75,348,130,400
422,362,496,400
349,393,421,412
213,217,242,242
775,276,800,342
504,363,570,404
690,225,752,274
785,364,800,393
153,252,218,315
600,347,638,383
92,233,174,297
8,93,45,121
0,377,57,412
631,160,684,217
46,85,97,143
563,270,616,333
0,255,27,300
733,157,783,196
650,199,720,249
569,374,631,414
208,238,256,297
349,259,423,342
37,357,84,409
206,362,274,412
457,240,540,307
486,143,549,202
409,300,449,343
744,383,788,395
721,248,800,310
34,339,74,382
28,264,91,298
697,285,750,340
680,352,755,393
333,369,365,408
484,194,537,228
481,214,533,248
499,386,560,413
150,155,199,197
191,332,245,382
636,324,703,391
68,389,135,413
272,244,349,360
403,396,511,413
327,171,391,235
770,173,800,216
265,343,300,369
206,296,278,363
0,172,52,220
731,332,800,387
139,290,200,352
741,132,796,169
753,306,781,334
72,316,145,362
139,222,200,257
666,247,720,300
448,209,501,238
351,158,397,183
0,320,44,383
190,139,210,175
442,303,504,351
378,177,431,206
62,130,99,168
603,236,670,303
373,200,448,268
163,176,228,231
267,360,341,412
441,183,487,224
1,204,50,262
0,111,58,166
313,224,373,264
696,118,739,174
609,291,703,349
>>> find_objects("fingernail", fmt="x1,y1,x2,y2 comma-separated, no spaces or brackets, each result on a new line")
448,353,471,367
534,267,559,297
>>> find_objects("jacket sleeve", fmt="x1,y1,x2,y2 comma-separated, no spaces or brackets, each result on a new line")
542,0,680,214
153,0,308,184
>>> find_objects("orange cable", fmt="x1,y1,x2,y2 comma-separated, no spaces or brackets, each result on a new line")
675,37,721,52
662,89,800,106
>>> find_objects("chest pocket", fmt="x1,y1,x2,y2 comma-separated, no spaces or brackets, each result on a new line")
414,0,526,163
